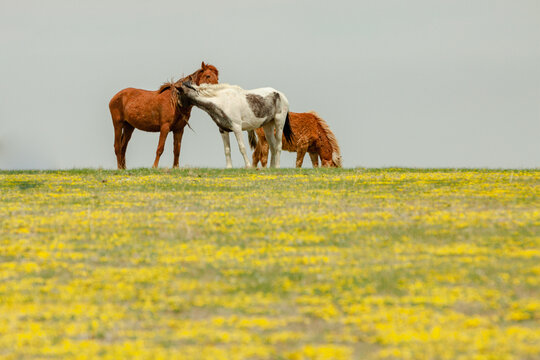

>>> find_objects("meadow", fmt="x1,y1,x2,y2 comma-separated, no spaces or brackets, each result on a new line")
0,168,538,359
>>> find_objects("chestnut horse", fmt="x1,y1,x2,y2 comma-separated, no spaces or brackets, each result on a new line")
109,62,219,169
251,111,342,168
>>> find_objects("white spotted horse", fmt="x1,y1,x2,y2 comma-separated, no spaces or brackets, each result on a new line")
178,82,292,168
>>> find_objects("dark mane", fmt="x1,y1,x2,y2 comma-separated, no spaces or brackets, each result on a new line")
158,82,174,94
157,81,182,110
158,69,198,94
157,81,193,130
156,62,220,121
160,63,219,92
158,61,219,93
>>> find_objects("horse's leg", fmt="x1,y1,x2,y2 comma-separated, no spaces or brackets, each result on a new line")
252,143,260,168
172,128,185,168
295,143,309,168
153,124,171,168
120,123,134,169
232,128,252,168
273,117,286,168
262,124,277,168
113,122,124,169
309,152,319,167
220,130,233,168
252,132,269,168
261,141,269,168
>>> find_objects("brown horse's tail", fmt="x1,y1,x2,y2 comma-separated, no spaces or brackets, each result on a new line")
248,130,257,150
283,112,293,144
309,111,342,167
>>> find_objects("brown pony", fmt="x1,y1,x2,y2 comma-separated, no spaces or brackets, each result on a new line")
109,62,219,169
251,111,342,168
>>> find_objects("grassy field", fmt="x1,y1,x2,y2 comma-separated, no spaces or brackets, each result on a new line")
1,168,539,359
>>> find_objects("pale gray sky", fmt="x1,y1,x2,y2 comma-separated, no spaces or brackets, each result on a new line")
1,0,539,169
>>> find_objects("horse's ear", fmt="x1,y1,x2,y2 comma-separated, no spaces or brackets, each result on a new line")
201,61,206,68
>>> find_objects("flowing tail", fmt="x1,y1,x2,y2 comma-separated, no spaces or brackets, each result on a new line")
283,112,293,144
248,130,257,150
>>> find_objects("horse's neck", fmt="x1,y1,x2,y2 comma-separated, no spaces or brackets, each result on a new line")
190,95,216,111
189,95,232,130
177,103,193,117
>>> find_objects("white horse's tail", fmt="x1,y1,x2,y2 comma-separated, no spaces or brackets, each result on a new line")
283,112,293,144
248,130,257,149
309,111,342,167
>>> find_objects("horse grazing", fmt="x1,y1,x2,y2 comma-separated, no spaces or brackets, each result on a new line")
109,62,219,169
252,111,342,168
179,82,292,168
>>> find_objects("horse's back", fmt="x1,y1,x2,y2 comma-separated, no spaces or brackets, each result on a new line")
110,87,159,106
249,87,287,102
208,85,289,112
109,87,148,113
109,87,172,131
248,87,277,95
248,87,289,115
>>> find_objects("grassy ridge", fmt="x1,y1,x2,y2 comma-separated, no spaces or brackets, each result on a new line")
1,168,539,359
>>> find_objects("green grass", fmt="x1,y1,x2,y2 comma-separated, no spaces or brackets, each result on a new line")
0,168,539,359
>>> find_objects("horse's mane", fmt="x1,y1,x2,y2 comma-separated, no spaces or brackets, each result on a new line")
158,82,174,93
157,69,200,108
309,111,342,167
196,83,243,97
157,63,220,94
156,81,192,130
157,81,180,105
158,74,192,94
157,67,202,94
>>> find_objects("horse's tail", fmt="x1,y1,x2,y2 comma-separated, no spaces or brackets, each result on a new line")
248,130,257,150
283,112,293,144
309,111,342,167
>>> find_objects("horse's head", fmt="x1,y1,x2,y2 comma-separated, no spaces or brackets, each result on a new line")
321,153,342,167
194,61,219,85
183,81,196,90
321,158,336,167
176,81,198,100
